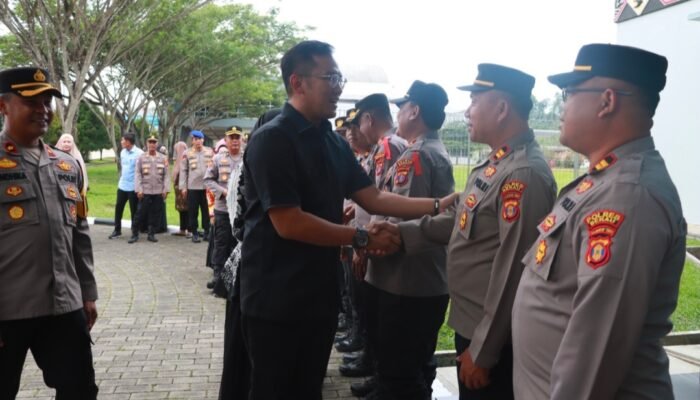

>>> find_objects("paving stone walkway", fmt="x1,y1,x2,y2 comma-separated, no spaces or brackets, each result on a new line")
16,224,365,399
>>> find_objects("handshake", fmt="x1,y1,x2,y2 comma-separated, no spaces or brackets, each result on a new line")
365,221,402,256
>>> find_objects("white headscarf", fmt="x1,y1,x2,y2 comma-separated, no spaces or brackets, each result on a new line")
56,133,89,191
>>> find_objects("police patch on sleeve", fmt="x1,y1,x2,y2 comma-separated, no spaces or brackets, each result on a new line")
393,158,412,187
584,209,625,269
540,214,556,232
500,180,526,223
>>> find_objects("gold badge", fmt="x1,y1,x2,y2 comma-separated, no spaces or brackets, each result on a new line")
535,240,547,264
576,179,594,194
0,157,18,169
4,142,18,154
66,185,78,199
8,205,24,220
540,214,556,233
459,210,468,230
34,69,46,82
491,145,511,162
56,160,72,171
6,185,23,197
465,193,477,209
484,165,497,178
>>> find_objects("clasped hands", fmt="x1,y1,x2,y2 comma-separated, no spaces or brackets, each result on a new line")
365,221,402,256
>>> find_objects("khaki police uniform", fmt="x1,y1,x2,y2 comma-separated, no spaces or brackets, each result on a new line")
400,130,556,367
204,151,242,212
512,137,686,399
133,151,170,238
0,133,97,319
180,145,214,238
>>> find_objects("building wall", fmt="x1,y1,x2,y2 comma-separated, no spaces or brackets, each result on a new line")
617,0,700,223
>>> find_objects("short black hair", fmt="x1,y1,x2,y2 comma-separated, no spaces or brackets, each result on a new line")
280,40,334,95
122,132,136,145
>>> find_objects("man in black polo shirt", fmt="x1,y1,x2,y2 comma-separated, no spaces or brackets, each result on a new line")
242,40,458,399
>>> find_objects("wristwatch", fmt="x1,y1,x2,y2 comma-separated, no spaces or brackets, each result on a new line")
352,228,369,249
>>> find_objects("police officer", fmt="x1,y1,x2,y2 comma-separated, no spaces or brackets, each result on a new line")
361,82,455,400
373,66,557,399
512,44,686,400
204,126,243,296
131,135,170,243
180,130,214,243
0,67,99,399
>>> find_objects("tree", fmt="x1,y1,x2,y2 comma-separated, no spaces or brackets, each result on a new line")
76,102,110,162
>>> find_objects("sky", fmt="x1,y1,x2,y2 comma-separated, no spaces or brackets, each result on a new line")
241,0,619,111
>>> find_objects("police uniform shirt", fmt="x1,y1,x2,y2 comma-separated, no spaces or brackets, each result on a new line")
179,145,214,190
366,131,454,296
512,136,686,400
204,151,242,212
242,102,372,320
135,152,170,195
0,133,98,320
399,130,556,367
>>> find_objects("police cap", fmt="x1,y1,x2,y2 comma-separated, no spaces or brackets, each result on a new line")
190,130,204,139
354,93,390,120
0,67,62,98
390,80,449,129
225,126,243,137
458,63,535,103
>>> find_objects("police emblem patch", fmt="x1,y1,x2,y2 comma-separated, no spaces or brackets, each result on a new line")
4,142,18,154
500,180,526,223
465,193,477,209
576,179,594,194
484,165,497,178
393,158,412,187
584,209,625,269
0,158,18,169
6,185,22,197
66,185,78,199
540,214,556,232
70,204,77,220
8,205,24,220
535,240,547,264
56,160,72,171
459,210,468,230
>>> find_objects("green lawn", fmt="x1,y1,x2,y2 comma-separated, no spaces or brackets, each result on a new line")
453,164,577,192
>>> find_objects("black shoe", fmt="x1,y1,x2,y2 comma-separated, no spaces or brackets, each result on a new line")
337,313,349,332
202,232,209,242
108,230,121,239
128,235,139,244
350,377,376,398
206,279,216,289
342,350,363,364
335,335,364,353
339,358,373,377
147,234,158,242
192,233,201,243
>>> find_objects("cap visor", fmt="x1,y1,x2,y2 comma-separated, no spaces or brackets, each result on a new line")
16,86,63,98
457,84,491,92
547,71,592,89
390,96,409,106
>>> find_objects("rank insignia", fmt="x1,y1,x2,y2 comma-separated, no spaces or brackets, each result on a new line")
576,179,594,194
540,214,556,232
3,142,18,154
535,240,547,264
584,209,625,269
66,185,78,199
221,174,228,182
5,185,22,197
70,204,77,219
484,165,497,178
592,154,617,173
46,146,56,158
393,158,412,187
8,205,24,220
491,145,511,162
465,193,477,209
56,160,72,171
459,210,468,230
0,157,18,169
143,168,150,175
500,180,526,223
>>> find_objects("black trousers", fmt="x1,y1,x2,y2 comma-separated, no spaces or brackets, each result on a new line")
455,334,514,400
218,296,251,400
113,189,138,232
178,210,189,231
366,284,449,400
187,189,210,234
0,310,98,400
134,194,164,234
242,314,337,400
213,211,236,267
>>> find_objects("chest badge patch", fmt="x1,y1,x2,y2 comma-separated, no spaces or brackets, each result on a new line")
535,240,547,264
56,160,72,171
465,193,477,209
4,142,18,154
8,205,24,220
584,209,625,269
501,180,526,223
484,165,497,178
0,157,18,169
393,158,413,187
6,185,23,197
66,185,78,200
576,179,594,194
459,209,468,230
540,214,556,232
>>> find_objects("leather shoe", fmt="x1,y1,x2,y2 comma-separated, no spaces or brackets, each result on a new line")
335,336,364,353
339,358,373,377
192,233,201,243
342,350,363,364
206,279,216,289
108,230,121,239
147,234,158,242
128,235,139,244
350,377,376,397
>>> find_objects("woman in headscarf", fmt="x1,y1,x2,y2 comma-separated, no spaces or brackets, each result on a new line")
56,133,89,216
172,141,189,236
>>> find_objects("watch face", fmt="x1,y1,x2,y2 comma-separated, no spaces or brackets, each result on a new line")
354,229,369,248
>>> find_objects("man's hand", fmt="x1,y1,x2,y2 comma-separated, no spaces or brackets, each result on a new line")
223,189,228,198
162,192,168,199
366,221,402,256
83,301,98,331
181,188,187,196
456,348,490,390
137,192,144,200
343,204,355,225
352,251,368,281
439,192,460,213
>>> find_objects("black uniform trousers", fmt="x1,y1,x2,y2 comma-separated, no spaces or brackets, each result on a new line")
242,314,337,400
113,188,138,233
212,211,236,293
0,309,98,400
218,291,250,400
134,194,164,234
366,284,448,400
454,334,513,400
187,189,210,234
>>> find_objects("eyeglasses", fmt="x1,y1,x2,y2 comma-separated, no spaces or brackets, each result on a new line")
304,73,347,89
561,87,633,102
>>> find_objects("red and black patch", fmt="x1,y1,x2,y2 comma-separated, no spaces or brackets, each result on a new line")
584,209,625,269
393,158,413,187
500,180,526,223
540,214,556,232
576,179,594,194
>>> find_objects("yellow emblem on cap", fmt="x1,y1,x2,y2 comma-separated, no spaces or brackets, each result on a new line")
0,157,18,169
574,65,592,72
56,160,72,171
34,69,46,82
347,109,357,120
474,79,495,87
6,185,23,197
8,205,24,220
